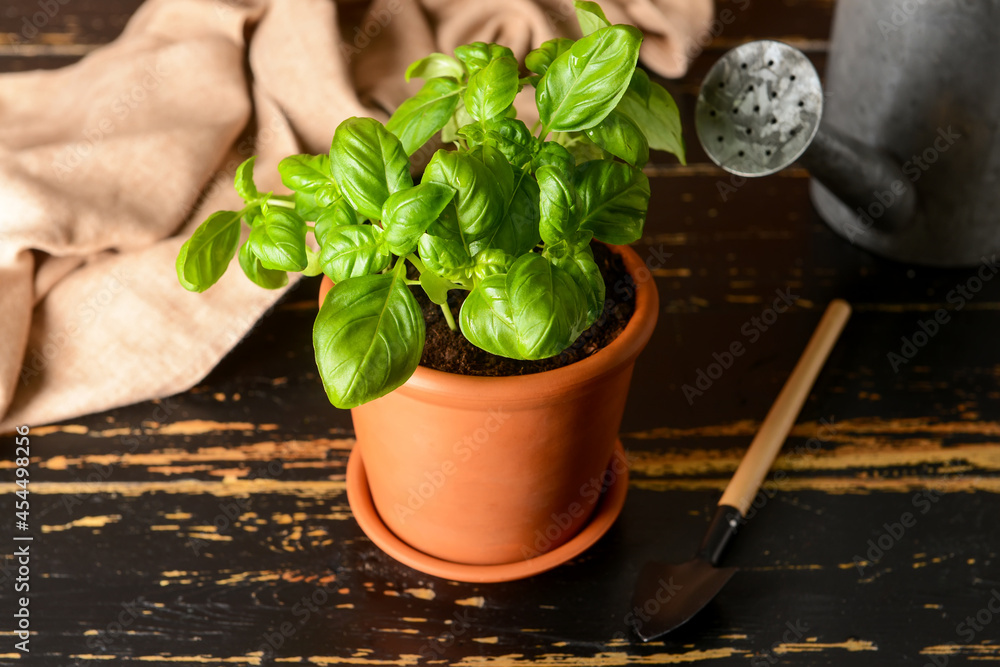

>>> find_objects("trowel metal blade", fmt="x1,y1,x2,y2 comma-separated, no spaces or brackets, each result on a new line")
630,558,738,642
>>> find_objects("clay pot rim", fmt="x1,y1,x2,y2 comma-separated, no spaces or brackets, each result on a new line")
400,243,658,406
318,244,659,407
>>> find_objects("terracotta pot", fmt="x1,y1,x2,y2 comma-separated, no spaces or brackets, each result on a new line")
319,244,658,565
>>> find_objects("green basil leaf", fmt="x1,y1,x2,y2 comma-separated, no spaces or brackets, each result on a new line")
478,166,542,258
294,188,341,221
406,53,466,82
419,268,460,306
319,224,391,283
574,1,610,35
459,117,536,168
417,203,475,283
507,253,588,359
234,157,258,201
387,77,463,156
313,270,424,408
238,240,289,289
536,164,578,245
330,117,413,220
441,102,474,144
473,248,516,282
278,154,340,197
536,25,642,133
532,141,575,181
418,233,475,283
564,133,607,163
422,149,502,241
248,207,309,272
314,198,358,247
176,210,242,292
381,182,456,256
454,42,515,75
545,239,604,323
464,56,519,123
459,274,521,358
525,38,575,77
616,69,686,163
575,160,650,244
468,143,514,194
464,144,540,257
302,246,324,277
584,109,649,166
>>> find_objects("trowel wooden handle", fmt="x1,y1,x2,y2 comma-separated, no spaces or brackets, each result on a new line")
719,299,852,515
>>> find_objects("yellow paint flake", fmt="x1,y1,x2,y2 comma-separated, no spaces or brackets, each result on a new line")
133,656,262,663
164,512,192,520
921,643,1000,656
450,648,743,665
215,571,280,586
42,515,121,532
188,532,232,542
32,424,89,436
455,597,485,607
374,628,419,635
773,640,877,654
404,588,436,600
725,294,762,304
156,420,278,435
43,456,68,470
304,656,420,665
472,637,499,644
652,268,692,277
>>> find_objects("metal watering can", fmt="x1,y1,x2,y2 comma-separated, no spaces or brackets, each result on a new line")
694,0,999,267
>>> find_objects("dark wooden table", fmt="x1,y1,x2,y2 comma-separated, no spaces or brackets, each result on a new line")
4,1,999,664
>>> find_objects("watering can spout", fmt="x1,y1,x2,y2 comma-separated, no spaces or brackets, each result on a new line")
798,125,917,233
695,40,918,237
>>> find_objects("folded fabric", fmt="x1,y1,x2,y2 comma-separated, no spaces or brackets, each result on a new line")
0,0,712,432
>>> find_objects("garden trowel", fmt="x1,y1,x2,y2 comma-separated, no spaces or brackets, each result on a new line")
631,299,851,641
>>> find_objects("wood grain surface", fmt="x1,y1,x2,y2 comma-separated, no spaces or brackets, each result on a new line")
2,0,999,665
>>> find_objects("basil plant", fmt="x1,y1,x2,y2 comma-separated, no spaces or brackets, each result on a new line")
176,1,684,409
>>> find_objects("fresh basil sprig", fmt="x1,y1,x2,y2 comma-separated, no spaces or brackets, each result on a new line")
175,1,684,408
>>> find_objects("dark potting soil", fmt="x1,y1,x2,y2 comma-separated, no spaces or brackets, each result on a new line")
414,242,637,377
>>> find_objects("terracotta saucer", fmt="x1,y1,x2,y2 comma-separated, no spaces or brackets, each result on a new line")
345,440,629,583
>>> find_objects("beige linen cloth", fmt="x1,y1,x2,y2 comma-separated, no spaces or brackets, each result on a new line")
0,0,711,431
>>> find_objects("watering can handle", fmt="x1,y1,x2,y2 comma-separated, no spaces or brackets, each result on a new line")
719,299,852,515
